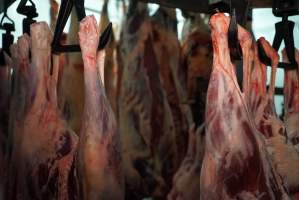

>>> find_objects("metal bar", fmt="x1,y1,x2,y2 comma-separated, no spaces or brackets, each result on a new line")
267,85,284,95
274,87,284,95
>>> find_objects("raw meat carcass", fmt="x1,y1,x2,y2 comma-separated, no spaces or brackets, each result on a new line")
151,6,192,169
118,2,177,199
241,37,299,196
49,0,59,31
77,15,123,200
181,13,210,43
167,124,205,200
283,49,299,148
245,37,285,138
200,13,289,199
266,48,299,197
99,0,119,114
10,22,78,200
117,4,155,199
7,44,20,158
151,7,178,36
181,9,212,129
181,30,212,126
9,34,32,148
6,34,34,199
57,10,84,134
243,37,267,114
266,130,299,197
49,0,68,94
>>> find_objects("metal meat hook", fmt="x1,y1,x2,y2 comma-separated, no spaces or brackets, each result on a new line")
52,0,112,54
17,0,38,34
0,3,15,57
208,0,248,60
272,0,299,70
228,8,242,60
